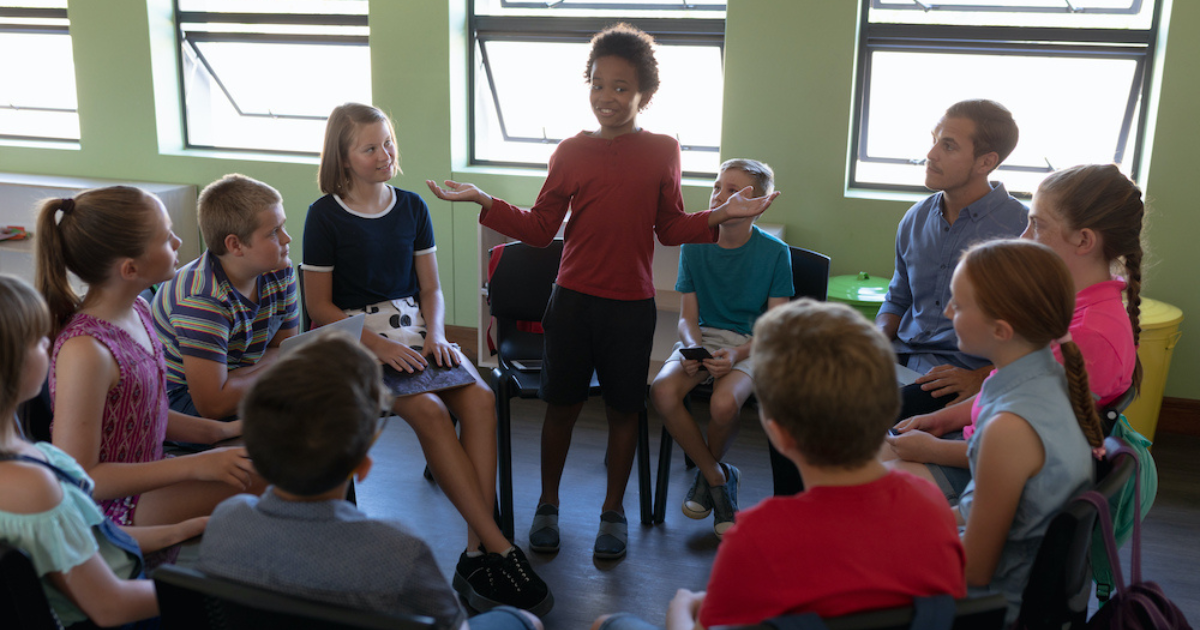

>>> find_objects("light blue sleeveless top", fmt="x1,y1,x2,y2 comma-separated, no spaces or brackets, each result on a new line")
0,441,139,626
958,347,1094,622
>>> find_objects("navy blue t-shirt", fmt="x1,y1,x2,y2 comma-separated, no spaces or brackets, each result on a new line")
303,187,437,310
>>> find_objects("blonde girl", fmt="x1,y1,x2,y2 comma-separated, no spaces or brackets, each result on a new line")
303,103,551,615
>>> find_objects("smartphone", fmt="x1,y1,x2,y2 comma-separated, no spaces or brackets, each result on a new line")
678,347,714,362
888,426,903,437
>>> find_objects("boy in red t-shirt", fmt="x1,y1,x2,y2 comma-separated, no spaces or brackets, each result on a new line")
593,300,966,630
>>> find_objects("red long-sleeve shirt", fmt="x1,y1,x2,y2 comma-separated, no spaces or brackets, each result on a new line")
480,130,718,301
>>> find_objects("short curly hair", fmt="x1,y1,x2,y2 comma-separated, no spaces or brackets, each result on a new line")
584,23,660,110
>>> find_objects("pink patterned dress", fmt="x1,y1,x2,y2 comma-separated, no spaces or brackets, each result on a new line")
50,297,170,525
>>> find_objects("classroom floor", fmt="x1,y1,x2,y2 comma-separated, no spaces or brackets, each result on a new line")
353,396,1200,630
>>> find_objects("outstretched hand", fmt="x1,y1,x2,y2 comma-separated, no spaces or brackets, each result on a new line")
425,179,492,208
711,186,781,225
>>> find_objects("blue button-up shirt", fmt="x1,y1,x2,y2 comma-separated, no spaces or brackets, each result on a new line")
880,182,1027,372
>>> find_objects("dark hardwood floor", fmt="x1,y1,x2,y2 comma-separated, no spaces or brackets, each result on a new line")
355,396,1200,630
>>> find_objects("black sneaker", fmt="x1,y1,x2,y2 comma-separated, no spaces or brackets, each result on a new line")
452,548,553,616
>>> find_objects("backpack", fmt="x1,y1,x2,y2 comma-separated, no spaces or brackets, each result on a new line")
1090,416,1158,602
1078,443,1191,629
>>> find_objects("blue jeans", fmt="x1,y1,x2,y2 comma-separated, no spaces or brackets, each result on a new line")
469,606,539,630
596,613,661,630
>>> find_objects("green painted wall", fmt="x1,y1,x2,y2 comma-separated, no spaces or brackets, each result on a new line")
1,0,1196,400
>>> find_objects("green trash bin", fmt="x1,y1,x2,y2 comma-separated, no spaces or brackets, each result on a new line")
828,272,890,323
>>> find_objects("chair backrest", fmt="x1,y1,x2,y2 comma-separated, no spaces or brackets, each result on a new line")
1100,357,1141,435
1016,436,1136,629
711,593,1008,630
0,542,62,630
788,246,830,302
487,240,563,362
153,564,436,630
297,266,311,333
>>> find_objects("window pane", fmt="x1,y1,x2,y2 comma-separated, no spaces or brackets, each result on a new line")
477,0,724,18
178,0,366,15
475,39,722,174
182,39,369,153
0,24,78,142
869,0,1154,29
856,49,1141,193
177,0,369,154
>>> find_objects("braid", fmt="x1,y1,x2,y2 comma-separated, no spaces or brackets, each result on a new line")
1060,341,1104,447
1124,249,1143,392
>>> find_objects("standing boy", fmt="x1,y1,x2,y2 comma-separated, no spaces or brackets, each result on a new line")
649,158,792,537
198,330,542,630
593,300,965,630
153,173,299,420
877,99,1027,418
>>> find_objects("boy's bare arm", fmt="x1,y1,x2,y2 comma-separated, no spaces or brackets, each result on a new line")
876,311,901,340
180,355,272,419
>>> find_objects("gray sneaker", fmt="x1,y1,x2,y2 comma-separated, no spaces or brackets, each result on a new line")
528,504,560,553
682,469,713,519
712,463,740,538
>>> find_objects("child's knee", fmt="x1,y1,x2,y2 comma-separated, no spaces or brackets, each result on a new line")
649,374,688,412
708,392,744,424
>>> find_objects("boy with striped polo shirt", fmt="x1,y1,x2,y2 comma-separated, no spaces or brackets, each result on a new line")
153,173,299,420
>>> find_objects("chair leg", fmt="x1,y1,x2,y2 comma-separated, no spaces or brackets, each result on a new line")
637,408,652,525
681,393,696,471
494,369,516,541
653,424,673,524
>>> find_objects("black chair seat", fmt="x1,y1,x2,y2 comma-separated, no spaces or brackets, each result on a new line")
153,564,435,630
0,542,60,630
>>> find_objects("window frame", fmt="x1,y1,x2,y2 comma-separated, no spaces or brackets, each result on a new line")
0,4,77,145
850,0,1164,194
468,1,726,177
173,1,368,156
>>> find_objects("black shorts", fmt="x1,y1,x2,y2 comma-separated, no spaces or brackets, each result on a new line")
538,285,656,413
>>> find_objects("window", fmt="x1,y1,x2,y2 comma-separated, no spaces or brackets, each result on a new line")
470,0,726,176
852,0,1162,194
176,0,370,154
0,1,78,144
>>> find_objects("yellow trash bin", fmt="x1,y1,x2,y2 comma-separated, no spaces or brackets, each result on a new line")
1123,297,1184,441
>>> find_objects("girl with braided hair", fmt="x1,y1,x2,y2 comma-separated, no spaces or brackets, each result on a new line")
945,239,1100,622
885,164,1143,501
1026,163,1143,400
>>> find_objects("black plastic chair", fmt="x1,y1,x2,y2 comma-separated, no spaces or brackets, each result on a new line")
0,541,61,630
653,245,830,522
1015,436,1137,630
711,593,1008,630
1099,358,1140,436
153,564,435,630
488,239,653,539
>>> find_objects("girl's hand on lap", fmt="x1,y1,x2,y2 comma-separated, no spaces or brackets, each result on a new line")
371,336,428,373
882,429,939,462
193,446,256,489
422,337,460,368
896,412,947,437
